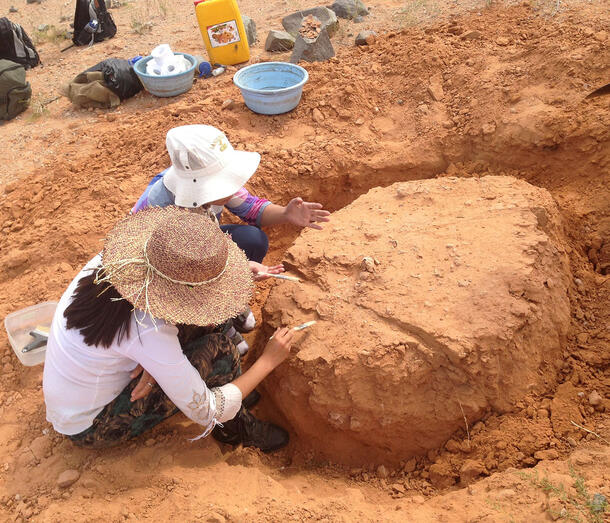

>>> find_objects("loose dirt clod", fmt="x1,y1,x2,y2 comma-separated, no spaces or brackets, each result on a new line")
299,15,322,39
459,460,486,486
534,449,559,461
57,470,80,488
427,73,444,101
312,108,324,123
588,391,602,406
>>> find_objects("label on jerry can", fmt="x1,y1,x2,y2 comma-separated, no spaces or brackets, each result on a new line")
207,20,241,48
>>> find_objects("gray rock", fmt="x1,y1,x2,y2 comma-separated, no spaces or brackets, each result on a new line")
290,28,335,63
9,6,18,13
329,0,368,20
282,7,338,38
265,30,295,52
591,494,607,515
355,30,376,46
26,0,41,4
242,15,257,46
353,15,364,23
37,24,49,32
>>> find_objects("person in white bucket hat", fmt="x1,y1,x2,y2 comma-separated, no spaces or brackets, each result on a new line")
133,125,330,351
162,125,261,209
134,126,330,254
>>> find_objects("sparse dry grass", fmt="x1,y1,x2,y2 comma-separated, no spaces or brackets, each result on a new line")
517,466,608,523
32,25,70,46
27,95,50,122
394,0,441,28
130,19,154,34
127,0,172,34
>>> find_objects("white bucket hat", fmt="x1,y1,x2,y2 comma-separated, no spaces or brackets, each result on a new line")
162,125,261,208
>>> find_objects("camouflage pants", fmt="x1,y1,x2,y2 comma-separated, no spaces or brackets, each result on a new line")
69,331,241,448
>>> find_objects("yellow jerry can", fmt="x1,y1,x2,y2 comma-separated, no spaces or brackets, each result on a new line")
194,0,250,65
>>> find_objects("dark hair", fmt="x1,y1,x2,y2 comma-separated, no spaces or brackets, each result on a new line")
64,269,133,348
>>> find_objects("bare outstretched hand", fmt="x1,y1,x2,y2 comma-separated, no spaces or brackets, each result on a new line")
283,197,330,230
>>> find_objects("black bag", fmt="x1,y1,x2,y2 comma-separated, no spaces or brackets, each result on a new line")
0,18,40,69
85,58,142,100
73,0,117,47
0,59,32,121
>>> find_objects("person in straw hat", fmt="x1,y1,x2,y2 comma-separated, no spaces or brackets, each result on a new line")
43,206,293,451
132,124,330,349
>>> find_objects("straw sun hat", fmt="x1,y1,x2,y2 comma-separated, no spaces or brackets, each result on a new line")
97,206,254,326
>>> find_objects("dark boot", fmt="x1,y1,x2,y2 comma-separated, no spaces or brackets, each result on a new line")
212,407,289,452
242,389,261,409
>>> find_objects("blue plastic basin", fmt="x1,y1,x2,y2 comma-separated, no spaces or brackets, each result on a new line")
133,53,196,98
233,62,309,115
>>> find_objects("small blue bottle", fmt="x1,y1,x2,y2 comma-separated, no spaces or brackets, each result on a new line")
128,55,143,67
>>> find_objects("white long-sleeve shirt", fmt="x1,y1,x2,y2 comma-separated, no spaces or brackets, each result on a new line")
43,256,242,436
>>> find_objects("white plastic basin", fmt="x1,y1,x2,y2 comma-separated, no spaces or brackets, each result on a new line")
4,302,57,366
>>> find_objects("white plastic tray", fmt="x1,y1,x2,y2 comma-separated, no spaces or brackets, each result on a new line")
4,302,57,366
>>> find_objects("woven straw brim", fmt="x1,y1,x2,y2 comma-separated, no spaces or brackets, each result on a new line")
101,206,254,327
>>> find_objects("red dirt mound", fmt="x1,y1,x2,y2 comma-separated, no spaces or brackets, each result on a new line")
263,176,572,465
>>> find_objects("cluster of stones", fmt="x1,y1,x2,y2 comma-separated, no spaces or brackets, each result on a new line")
259,0,374,63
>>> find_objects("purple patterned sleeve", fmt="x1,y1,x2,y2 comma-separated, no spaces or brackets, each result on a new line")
225,188,271,226
132,171,168,213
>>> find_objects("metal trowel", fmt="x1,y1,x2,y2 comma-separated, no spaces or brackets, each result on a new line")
22,326,50,353
585,83,610,99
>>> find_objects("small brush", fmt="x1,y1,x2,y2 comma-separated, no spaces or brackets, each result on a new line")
292,320,317,331
262,273,301,283
269,321,317,340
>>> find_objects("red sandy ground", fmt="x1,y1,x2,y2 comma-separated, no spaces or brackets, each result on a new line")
0,0,608,521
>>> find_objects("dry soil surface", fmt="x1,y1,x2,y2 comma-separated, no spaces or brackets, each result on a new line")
0,0,609,522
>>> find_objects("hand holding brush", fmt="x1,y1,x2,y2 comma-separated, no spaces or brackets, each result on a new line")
249,261,285,281
270,321,316,339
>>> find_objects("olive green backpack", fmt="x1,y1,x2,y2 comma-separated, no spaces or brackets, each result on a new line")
0,59,31,121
